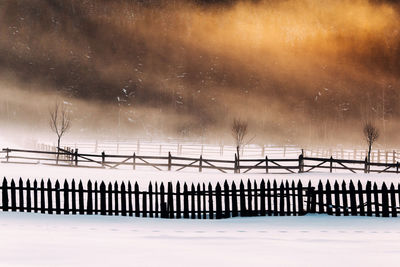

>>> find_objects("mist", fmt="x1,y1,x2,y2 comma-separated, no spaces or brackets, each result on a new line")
1,0,400,147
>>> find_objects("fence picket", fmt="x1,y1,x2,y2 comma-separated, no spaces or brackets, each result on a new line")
325,181,332,215
79,181,84,215
26,179,31,212
114,182,119,216
155,182,159,218
342,181,348,216
267,180,272,216
33,180,38,213
202,183,207,219
297,180,304,215
366,181,372,216
224,181,230,218
100,182,106,215
11,179,16,211
2,178,8,211
390,184,397,217
240,181,246,217
135,182,140,217
87,181,93,215
279,182,285,216
167,182,174,218
47,180,53,214
128,182,133,216
176,182,181,219
71,180,76,214
142,191,147,218
334,181,341,216
208,183,213,219
247,180,253,216
381,182,389,217
55,180,60,214
197,184,202,219
108,182,113,216
94,181,98,215
216,183,222,219
349,181,357,216
273,180,278,216
64,180,69,215
285,181,291,216
149,182,153,218
232,181,238,217
254,180,259,216
260,180,266,216
357,181,365,216
373,183,380,217
18,179,24,212
317,180,324,214
121,182,127,216
191,184,196,219
183,183,189,218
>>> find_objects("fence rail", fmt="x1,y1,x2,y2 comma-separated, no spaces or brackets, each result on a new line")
1,178,399,218
2,148,400,174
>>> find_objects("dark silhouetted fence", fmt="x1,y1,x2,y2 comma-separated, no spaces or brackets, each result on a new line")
0,178,399,218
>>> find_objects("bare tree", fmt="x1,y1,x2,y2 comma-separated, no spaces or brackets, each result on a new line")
231,118,248,171
49,102,71,164
363,122,379,167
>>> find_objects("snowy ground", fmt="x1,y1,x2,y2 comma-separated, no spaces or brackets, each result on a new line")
0,212,399,267
1,162,400,266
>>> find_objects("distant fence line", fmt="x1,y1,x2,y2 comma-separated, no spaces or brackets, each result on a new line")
0,178,399,218
2,147,400,174
35,140,400,163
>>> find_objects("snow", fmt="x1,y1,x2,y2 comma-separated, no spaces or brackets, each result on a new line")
0,212,399,267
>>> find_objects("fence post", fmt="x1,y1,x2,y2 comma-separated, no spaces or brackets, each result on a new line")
2,178,8,211
216,183,222,219
199,155,203,173
135,182,140,217
240,180,246,216
393,150,396,164
47,179,53,214
191,184,196,219
298,153,304,173
176,182,181,219
55,180,61,214
366,181,372,216
6,148,9,162
364,157,368,173
101,151,105,167
100,182,106,215
74,149,78,166
79,181,84,215
260,179,266,216
231,181,238,217
208,183,214,219
133,153,136,170
224,180,230,218
381,182,389,217
168,152,172,171
390,183,397,217
26,179,31,212
87,181,93,215
397,162,399,174
330,156,333,173
64,180,69,215
265,156,269,174
234,154,238,173
197,184,202,219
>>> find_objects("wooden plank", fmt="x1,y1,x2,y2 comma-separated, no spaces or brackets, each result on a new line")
167,182,174,218
160,182,167,218
254,180,259,216
247,180,253,216
342,181,348,216
224,180,230,218
142,191,147,218
231,181,238,217
40,180,45,214
135,182,140,217
47,180,53,214
208,183,214,219
285,180,291,216
176,182,181,219
240,181,246,217
18,178,24,212
155,182,159,218
79,181,84,215
2,178,8,211
260,180,266,216
108,182,113,216
183,183,189,218
326,181,332,215
137,157,163,171
366,181,372,216
381,182,389,217
279,182,285,216
334,181,341,216
10,179,16,211
64,180,69,215
203,160,227,173
128,182,133,216
215,183,222,219
273,180,278,216
55,180,61,214
317,180,324,214
202,183,207,219
71,180,76,214
175,159,199,172
191,184,196,219
269,160,295,173
357,181,365,216
149,182,153,218
243,160,265,174
26,179,31,213
267,180,272,216
85,181,92,215
373,183,380,217
197,183,202,219
33,180,38,213
390,183,397,217
290,180,296,216
100,182,106,215
349,181,357,216
94,181,98,215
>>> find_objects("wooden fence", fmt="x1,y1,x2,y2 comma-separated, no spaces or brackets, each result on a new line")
2,148,400,174
0,178,399,218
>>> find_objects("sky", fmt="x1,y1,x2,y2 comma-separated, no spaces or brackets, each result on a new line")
1,0,400,146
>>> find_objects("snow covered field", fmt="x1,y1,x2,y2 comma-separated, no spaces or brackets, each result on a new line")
0,212,399,267
1,161,400,267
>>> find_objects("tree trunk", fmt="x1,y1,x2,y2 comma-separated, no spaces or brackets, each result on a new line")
56,137,61,165
236,146,240,173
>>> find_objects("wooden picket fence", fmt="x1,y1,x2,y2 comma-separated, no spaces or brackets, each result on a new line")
2,147,400,174
0,178,399,218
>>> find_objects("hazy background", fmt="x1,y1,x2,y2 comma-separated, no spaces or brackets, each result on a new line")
1,0,400,147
